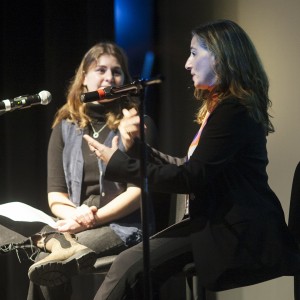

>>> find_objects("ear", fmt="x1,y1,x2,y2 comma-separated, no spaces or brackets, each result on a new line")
83,73,87,86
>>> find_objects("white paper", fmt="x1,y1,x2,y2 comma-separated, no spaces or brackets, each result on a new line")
0,202,56,227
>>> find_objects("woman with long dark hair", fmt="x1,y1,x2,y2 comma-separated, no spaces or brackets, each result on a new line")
85,20,300,299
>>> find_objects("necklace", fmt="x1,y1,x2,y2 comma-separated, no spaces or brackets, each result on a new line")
90,122,107,138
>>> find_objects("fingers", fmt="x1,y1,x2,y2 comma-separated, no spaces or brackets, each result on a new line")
55,220,65,227
112,135,119,149
74,204,97,227
56,224,69,233
119,109,140,146
90,205,98,213
122,108,131,117
83,135,105,157
83,134,117,163
55,219,80,233
122,108,138,118
83,135,102,151
121,108,140,133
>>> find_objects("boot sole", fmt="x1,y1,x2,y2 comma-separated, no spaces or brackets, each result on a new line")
28,249,97,287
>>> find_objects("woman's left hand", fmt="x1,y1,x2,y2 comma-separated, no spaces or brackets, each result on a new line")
83,134,118,164
72,204,98,227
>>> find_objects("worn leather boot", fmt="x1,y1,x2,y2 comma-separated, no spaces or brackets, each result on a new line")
28,232,97,287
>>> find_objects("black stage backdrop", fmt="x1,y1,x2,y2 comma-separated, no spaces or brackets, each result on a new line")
0,0,114,212
0,1,114,298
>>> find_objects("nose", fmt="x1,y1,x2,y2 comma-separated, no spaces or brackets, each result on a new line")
185,57,191,70
104,69,114,84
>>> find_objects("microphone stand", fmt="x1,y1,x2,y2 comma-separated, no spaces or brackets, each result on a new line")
136,82,152,300
123,77,162,300
83,77,162,299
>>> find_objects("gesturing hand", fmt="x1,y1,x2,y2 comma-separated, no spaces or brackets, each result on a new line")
118,108,140,151
83,134,118,164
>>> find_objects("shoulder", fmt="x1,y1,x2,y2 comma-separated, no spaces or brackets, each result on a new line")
208,98,261,135
51,120,81,144
48,122,64,150
216,98,247,112
211,98,250,122
50,121,62,138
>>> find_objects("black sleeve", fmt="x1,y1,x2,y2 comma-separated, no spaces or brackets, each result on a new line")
126,115,158,188
47,122,68,194
105,101,252,194
144,115,158,147
126,115,186,165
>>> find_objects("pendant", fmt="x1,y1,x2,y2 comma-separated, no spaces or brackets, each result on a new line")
93,132,99,138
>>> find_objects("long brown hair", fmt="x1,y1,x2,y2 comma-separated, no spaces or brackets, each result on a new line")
192,20,274,134
52,42,138,129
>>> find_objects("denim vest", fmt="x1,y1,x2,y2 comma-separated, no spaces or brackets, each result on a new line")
61,120,126,207
61,120,142,246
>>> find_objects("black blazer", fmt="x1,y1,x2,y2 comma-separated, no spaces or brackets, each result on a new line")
105,98,300,291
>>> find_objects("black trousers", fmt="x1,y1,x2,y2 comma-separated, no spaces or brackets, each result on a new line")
94,219,194,300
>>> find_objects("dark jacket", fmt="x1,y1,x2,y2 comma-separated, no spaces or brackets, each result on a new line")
104,98,300,290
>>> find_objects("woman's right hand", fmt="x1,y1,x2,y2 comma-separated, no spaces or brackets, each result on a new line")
119,108,140,151
72,204,98,227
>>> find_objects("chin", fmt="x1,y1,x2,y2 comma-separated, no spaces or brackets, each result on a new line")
196,84,212,91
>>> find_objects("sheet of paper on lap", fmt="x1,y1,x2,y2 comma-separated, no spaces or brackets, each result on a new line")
0,202,56,227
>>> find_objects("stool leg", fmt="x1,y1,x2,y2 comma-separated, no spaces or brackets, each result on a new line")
295,275,300,300
186,274,193,300
192,275,206,300
185,274,206,300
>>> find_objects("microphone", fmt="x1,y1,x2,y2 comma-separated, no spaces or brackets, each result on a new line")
80,76,163,103
0,90,52,112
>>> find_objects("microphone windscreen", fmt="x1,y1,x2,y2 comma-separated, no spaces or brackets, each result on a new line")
39,91,52,105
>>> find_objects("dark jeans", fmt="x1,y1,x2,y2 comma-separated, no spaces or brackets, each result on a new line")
27,226,127,300
0,215,126,300
94,219,194,300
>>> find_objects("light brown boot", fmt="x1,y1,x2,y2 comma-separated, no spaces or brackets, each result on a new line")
28,232,97,287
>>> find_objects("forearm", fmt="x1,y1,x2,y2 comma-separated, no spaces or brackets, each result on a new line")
94,186,140,226
48,192,77,219
127,139,186,166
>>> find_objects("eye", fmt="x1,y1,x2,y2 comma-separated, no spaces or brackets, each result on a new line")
95,67,106,74
113,68,123,76
191,50,197,57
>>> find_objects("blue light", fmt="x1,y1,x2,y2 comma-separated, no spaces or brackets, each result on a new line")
114,0,154,77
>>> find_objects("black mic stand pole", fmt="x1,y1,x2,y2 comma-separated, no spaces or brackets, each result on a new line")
128,77,162,300
82,77,163,299
136,81,152,300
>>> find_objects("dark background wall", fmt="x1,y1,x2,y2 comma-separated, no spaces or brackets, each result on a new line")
0,1,115,299
0,0,115,213
0,0,213,298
